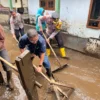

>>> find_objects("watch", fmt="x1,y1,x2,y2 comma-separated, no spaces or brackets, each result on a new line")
39,65,42,67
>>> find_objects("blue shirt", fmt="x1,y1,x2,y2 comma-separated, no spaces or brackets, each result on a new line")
19,34,46,55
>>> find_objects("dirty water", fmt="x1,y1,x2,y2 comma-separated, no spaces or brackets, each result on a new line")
0,72,27,100
0,22,100,99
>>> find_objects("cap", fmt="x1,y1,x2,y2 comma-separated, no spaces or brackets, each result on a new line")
52,12,59,19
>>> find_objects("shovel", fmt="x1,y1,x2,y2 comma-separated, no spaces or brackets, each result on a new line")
42,32,68,73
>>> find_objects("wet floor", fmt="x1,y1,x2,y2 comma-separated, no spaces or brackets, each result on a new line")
0,21,100,99
51,49,100,100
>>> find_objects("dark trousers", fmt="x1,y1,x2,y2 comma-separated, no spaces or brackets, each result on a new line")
0,49,11,72
15,28,24,41
47,32,64,48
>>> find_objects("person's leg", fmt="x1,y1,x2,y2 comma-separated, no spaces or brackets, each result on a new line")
0,49,14,90
55,32,67,58
38,54,53,78
15,29,20,41
46,41,51,56
19,28,24,36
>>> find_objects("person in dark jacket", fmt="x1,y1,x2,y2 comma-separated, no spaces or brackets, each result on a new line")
19,29,53,78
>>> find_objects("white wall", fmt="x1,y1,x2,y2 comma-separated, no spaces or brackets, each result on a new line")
28,0,39,16
60,0,100,38
28,0,54,17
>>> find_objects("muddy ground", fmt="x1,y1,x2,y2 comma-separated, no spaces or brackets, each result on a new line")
0,14,100,100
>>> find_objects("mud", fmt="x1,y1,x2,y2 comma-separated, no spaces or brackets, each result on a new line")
0,14,100,100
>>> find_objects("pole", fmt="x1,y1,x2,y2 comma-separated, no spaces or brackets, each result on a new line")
55,0,60,14
8,0,13,10
20,0,23,7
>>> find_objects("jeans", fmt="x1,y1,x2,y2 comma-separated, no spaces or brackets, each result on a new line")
0,49,11,71
38,54,50,69
15,28,24,41
31,54,50,69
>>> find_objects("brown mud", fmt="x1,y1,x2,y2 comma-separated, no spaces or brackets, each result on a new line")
0,22,100,100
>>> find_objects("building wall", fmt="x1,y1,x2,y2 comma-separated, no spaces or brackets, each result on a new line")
28,0,39,16
28,0,54,15
60,0,100,38
2,0,100,39
28,0,54,23
0,0,28,8
28,0,100,38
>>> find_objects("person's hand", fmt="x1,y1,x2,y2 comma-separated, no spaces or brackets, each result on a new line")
40,27,43,33
45,12,49,15
31,54,36,58
36,66,42,73
46,38,50,43
12,34,15,38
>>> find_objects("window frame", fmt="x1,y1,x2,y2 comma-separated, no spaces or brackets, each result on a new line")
87,0,100,29
39,0,55,10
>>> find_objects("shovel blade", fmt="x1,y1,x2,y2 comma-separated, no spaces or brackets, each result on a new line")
52,64,68,73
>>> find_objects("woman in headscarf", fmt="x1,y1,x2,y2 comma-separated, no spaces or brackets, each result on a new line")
36,8,47,36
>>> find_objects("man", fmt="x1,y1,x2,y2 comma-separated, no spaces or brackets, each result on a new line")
19,29,52,78
46,12,69,59
10,10,24,41
0,25,14,91
37,11,68,59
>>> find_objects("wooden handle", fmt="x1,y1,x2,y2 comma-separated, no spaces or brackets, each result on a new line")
32,64,72,88
35,81,42,88
13,36,19,43
53,85,60,100
0,57,18,72
57,86,68,98
42,32,62,66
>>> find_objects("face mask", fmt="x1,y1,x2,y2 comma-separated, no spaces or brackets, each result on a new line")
29,39,38,44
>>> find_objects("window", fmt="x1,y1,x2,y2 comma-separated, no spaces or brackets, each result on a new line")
40,0,55,10
87,0,100,29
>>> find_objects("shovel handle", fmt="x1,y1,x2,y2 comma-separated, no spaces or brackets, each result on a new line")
32,64,72,88
42,32,62,67
0,57,18,71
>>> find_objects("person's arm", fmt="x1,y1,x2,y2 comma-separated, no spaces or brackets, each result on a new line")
36,53,45,73
19,37,26,53
10,17,15,37
49,31,59,39
0,25,5,50
39,53,45,65
36,40,46,73
20,48,25,53
38,16,44,32
38,15,50,32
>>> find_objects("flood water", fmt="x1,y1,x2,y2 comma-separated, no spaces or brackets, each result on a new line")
0,24,100,100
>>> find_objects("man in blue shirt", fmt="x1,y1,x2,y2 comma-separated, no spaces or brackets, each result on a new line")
19,29,52,78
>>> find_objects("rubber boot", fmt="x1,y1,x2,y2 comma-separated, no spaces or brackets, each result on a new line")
46,49,51,56
0,72,5,85
6,71,14,91
46,68,55,79
60,48,69,59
